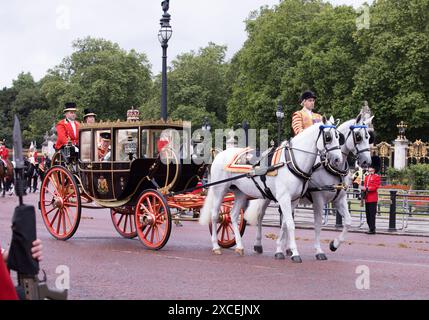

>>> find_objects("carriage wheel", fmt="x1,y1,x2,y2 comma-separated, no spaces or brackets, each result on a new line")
40,166,81,241
135,190,172,250
111,207,137,239
209,203,247,249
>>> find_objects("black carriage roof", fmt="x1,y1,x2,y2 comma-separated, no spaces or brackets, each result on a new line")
80,119,190,130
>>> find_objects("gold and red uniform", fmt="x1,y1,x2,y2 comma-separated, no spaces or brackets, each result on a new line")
291,108,323,136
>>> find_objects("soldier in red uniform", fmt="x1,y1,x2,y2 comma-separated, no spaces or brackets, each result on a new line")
0,140,10,172
361,163,381,234
54,102,80,150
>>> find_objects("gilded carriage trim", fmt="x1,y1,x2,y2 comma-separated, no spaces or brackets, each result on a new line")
80,119,188,130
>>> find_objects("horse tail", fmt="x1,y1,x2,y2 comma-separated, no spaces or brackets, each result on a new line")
199,187,215,226
245,199,265,226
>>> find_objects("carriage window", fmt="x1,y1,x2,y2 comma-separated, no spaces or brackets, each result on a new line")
95,130,112,162
141,130,149,158
80,131,91,162
116,129,138,161
153,129,183,157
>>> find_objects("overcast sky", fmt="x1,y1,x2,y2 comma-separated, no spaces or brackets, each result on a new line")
0,0,373,88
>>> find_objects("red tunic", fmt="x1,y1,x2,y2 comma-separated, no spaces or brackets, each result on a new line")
364,173,381,203
55,119,80,150
0,146,9,160
0,246,18,300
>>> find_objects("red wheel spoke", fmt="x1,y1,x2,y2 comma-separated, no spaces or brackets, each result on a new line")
62,209,67,235
155,226,160,243
150,226,155,244
117,212,125,227
146,197,154,214
64,207,73,230
220,225,226,242
144,225,152,239
123,215,129,233
49,210,60,227
45,207,56,216
56,210,63,235
139,203,151,215
64,202,77,207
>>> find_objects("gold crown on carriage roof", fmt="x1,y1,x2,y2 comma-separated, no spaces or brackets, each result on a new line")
127,106,140,122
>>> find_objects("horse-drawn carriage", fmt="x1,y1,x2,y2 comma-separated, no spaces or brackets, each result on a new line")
38,118,245,250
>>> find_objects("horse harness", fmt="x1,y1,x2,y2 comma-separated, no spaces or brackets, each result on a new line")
247,125,342,203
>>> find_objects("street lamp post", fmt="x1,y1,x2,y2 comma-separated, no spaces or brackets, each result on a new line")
242,120,249,147
159,0,172,122
276,99,284,146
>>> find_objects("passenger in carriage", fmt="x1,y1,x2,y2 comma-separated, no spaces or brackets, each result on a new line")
98,132,112,161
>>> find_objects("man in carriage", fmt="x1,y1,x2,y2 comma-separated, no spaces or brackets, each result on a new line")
54,102,80,150
98,132,112,161
291,90,323,136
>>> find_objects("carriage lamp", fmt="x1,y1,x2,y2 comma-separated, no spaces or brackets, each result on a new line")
159,0,172,122
276,99,284,146
125,134,137,161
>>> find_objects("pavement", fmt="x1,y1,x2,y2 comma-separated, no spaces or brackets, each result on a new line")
1,192,429,300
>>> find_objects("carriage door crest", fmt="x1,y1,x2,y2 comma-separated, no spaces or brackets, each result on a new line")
97,176,109,194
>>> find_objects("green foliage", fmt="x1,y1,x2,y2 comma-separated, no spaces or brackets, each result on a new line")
229,0,363,139
141,43,230,130
353,0,429,141
386,164,429,190
42,37,152,121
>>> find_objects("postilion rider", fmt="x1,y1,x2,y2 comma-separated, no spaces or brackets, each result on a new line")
291,90,323,136
54,102,80,153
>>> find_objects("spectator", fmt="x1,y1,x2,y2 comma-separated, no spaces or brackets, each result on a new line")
1,239,43,300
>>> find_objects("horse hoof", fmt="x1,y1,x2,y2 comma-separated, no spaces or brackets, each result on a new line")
275,253,285,260
213,249,222,255
316,253,328,261
291,256,303,263
235,248,244,256
286,249,293,257
254,245,263,254
329,241,338,252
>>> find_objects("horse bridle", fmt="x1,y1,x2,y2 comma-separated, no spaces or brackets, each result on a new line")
345,125,374,161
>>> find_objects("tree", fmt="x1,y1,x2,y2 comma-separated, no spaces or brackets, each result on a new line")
228,0,362,139
353,0,429,141
42,37,153,122
141,43,230,130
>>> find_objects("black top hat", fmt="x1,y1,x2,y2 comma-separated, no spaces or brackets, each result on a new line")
300,91,317,102
64,102,77,113
83,108,97,119
100,132,111,141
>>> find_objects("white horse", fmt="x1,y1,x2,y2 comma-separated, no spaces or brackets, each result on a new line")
199,117,344,263
246,113,374,261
